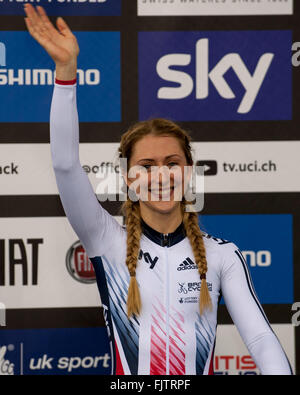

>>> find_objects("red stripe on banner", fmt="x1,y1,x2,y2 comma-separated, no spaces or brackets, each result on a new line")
115,341,124,375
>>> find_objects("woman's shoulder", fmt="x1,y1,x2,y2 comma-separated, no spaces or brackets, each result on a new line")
201,230,240,262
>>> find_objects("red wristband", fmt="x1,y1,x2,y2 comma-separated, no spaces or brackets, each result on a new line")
55,78,77,85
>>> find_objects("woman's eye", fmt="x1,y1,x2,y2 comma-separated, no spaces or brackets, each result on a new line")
167,162,178,167
142,164,152,171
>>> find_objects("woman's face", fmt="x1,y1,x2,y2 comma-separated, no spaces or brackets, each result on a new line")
125,134,191,214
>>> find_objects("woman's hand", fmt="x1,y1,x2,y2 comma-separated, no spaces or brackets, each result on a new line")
24,4,79,80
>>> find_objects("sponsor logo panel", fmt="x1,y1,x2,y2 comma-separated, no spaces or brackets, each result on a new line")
138,0,293,16
1,141,300,195
0,31,120,122
0,327,111,375
0,143,121,195
138,30,292,121
0,216,123,309
200,214,293,304
192,141,300,193
214,324,295,375
0,0,121,16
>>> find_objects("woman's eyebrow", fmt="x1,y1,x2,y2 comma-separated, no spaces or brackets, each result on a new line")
137,154,182,162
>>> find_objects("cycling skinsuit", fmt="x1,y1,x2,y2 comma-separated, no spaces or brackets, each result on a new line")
50,81,293,375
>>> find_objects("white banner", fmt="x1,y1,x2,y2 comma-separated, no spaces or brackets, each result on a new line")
0,141,300,194
192,141,300,193
0,216,123,309
138,0,293,16
214,324,295,375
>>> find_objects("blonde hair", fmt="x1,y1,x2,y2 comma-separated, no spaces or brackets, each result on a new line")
118,118,212,317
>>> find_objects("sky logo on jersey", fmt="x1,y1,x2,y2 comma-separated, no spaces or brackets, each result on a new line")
0,0,121,16
0,31,120,122
199,214,293,304
138,31,292,121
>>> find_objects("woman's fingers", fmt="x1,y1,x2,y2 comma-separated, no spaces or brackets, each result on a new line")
24,4,48,40
24,3,79,64
55,16,73,37
24,3,39,24
36,6,63,40
24,4,55,43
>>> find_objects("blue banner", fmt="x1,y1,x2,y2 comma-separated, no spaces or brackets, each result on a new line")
0,0,121,16
199,214,293,304
0,31,121,122
139,31,292,121
0,327,111,375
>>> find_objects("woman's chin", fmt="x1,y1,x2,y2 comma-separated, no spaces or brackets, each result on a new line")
140,198,180,214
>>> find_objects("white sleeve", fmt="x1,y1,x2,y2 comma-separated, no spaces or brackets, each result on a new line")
220,243,293,375
50,82,124,258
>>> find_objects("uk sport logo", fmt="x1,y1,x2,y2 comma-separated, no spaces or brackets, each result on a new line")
138,31,292,121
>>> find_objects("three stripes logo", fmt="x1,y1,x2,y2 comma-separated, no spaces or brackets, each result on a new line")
177,257,198,271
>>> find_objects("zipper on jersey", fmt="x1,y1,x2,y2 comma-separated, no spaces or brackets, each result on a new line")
162,233,169,247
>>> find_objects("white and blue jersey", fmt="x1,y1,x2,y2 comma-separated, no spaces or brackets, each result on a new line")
50,81,293,375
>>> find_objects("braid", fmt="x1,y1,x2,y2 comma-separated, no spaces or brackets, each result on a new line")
122,199,142,318
181,202,212,315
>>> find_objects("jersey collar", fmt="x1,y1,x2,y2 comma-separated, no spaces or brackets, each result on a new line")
141,218,186,247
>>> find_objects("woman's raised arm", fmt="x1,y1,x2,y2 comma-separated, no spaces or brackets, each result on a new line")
24,5,123,258
24,4,78,80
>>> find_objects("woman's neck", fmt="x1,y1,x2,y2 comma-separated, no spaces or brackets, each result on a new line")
139,202,183,234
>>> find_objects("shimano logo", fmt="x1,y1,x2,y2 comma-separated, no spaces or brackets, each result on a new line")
0,69,100,86
177,257,197,271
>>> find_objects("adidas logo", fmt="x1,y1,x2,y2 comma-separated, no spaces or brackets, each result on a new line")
177,257,198,271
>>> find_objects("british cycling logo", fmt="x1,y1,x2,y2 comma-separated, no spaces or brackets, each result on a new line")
0,346,14,375
178,282,201,294
178,282,212,295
